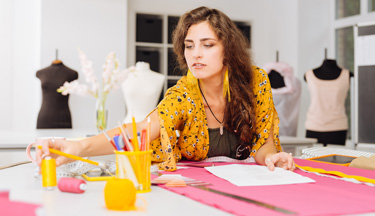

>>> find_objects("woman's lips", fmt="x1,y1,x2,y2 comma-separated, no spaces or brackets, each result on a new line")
193,63,206,69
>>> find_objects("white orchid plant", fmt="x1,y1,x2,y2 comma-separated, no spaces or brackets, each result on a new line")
58,49,134,99
57,49,135,130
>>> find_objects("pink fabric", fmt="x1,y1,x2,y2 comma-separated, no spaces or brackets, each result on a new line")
0,190,9,198
155,159,375,216
0,197,41,216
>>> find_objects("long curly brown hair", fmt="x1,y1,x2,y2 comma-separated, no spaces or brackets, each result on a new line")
172,6,257,150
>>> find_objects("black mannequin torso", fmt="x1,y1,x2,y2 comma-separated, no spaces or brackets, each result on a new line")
304,59,353,81
36,62,78,128
268,70,286,89
313,59,342,80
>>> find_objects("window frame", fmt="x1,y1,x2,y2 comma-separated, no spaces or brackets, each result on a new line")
331,0,375,144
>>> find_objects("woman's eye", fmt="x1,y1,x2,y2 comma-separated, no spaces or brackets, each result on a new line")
185,44,193,49
204,44,214,48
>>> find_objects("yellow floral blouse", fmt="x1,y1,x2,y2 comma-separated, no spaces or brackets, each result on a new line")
150,66,282,171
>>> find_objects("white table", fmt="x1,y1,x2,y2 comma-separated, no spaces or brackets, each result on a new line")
279,136,317,145
1,144,374,216
279,136,317,157
0,151,231,216
0,129,96,149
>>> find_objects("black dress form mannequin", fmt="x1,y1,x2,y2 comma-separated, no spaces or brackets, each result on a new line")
304,59,352,146
268,69,286,89
36,61,78,128
304,59,353,81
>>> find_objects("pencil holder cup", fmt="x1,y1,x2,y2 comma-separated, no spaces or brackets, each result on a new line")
115,150,152,193
104,178,146,211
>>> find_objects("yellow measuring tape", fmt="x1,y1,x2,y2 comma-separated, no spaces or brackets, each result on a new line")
295,164,375,184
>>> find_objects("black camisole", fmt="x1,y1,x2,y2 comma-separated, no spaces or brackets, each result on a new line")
207,127,240,159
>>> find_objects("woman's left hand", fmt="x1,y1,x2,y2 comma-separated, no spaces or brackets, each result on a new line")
264,152,295,171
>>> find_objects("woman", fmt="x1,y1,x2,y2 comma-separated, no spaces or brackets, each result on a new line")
36,6,295,172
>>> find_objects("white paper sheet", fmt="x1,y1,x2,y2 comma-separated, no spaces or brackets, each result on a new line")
205,164,315,186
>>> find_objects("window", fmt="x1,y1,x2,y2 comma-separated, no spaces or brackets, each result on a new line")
335,0,360,19
369,0,375,12
334,0,375,141
335,26,354,139
335,26,354,72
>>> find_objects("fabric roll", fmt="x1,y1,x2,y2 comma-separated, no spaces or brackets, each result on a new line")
349,155,375,170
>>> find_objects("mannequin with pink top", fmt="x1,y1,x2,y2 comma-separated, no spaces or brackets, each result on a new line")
121,62,166,122
304,59,352,146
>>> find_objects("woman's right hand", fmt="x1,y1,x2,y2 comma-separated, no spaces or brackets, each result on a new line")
35,138,85,167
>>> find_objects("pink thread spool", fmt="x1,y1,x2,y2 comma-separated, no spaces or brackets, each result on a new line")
58,178,87,194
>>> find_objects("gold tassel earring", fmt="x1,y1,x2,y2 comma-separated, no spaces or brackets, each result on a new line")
187,69,198,86
223,68,231,102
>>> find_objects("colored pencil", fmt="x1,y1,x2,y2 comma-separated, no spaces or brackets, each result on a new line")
99,126,117,150
37,146,99,166
117,121,134,151
146,116,151,151
132,116,140,151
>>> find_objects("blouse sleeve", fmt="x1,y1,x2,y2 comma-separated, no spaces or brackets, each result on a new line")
150,83,188,171
250,67,282,157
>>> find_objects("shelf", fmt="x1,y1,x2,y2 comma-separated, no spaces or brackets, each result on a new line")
168,16,180,44
167,75,182,80
135,13,181,97
136,14,162,43
136,46,161,73
135,42,165,48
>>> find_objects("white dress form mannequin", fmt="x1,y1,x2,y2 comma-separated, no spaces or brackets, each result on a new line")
121,62,166,122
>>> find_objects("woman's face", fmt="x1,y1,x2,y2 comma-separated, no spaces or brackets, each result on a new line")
184,21,225,81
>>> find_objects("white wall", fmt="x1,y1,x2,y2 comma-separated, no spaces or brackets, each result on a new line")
0,0,127,131
0,0,14,130
261,0,299,67
297,0,331,137
41,0,128,130
0,0,41,131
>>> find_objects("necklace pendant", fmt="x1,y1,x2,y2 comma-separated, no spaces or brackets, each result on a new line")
220,124,223,135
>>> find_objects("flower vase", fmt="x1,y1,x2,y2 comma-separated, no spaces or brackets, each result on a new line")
96,95,108,131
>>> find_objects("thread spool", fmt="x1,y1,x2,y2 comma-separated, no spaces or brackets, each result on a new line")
58,178,87,194
41,156,57,190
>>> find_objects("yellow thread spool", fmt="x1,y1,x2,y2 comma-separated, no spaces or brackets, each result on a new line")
42,156,57,190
